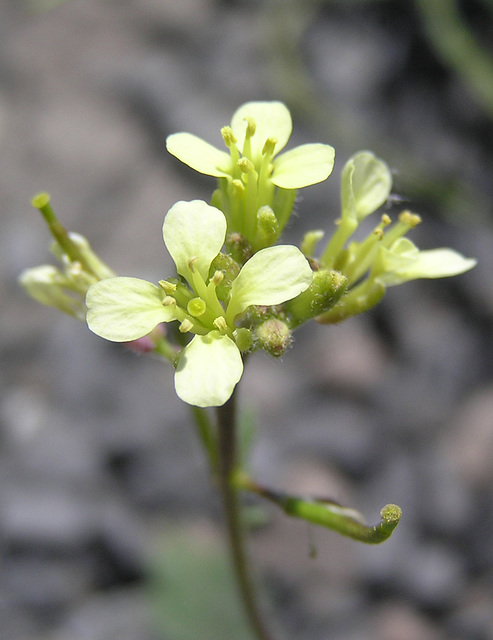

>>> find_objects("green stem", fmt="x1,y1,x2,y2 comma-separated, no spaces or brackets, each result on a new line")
216,392,276,640
190,406,218,473
237,473,401,544
31,192,99,278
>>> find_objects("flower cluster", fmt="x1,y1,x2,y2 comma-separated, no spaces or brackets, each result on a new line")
21,102,476,408
167,101,335,252
86,200,312,406
304,151,476,323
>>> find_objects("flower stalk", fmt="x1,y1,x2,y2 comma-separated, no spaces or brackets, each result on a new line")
216,393,276,640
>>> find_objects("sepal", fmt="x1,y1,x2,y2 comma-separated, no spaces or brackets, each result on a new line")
286,269,347,327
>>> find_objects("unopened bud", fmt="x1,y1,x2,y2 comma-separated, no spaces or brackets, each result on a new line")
286,269,347,327
226,232,252,265
255,206,279,249
19,265,86,320
316,278,385,324
234,327,253,352
255,318,291,357
210,253,241,300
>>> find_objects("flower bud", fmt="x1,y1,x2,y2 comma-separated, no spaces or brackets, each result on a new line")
225,232,252,265
255,318,291,357
210,252,241,300
19,265,86,320
316,278,385,324
254,206,279,249
233,327,253,352
286,269,347,327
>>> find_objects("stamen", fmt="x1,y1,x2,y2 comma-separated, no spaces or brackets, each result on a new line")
179,318,194,333
262,137,277,156
221,126,237,148
244,116,256,138
238,157,256,174
232,179,245,197
213,316,228,332
159,280,177,294
162,296,177,307
210,270,224,286
188,256,200,272
399,211,421,227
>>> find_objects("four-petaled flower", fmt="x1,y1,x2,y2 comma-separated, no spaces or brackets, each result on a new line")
86,200,313,407
166,101,335,249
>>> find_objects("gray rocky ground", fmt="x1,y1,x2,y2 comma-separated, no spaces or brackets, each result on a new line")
1,1,493,639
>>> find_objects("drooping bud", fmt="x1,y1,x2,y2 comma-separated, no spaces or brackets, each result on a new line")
255,318,291,357
286,269,347,327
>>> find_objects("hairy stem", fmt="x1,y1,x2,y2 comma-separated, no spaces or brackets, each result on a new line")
216,393,276,640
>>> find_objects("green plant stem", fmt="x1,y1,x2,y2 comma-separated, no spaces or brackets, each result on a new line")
216,393,276,640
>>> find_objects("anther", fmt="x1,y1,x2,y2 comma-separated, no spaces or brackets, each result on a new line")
244,116,256,138
210,270,224,286
213,316,227,332
188,256,199,272
221,126,237,147
159,280,177,294
179,318,194,333
399,210,421,227
162,296,177,307
262,137,277,156
238,157,256,174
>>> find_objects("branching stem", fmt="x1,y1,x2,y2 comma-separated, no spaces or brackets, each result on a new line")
216,392,276,640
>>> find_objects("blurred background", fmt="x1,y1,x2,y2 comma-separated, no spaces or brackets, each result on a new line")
1,1,492,639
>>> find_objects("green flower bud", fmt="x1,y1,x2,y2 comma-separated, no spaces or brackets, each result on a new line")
234,327,253,352
316,278,385,324
225,232,253,265
254,205,280,249
210,253,241,300
286,269,347,327
255,318,291,357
